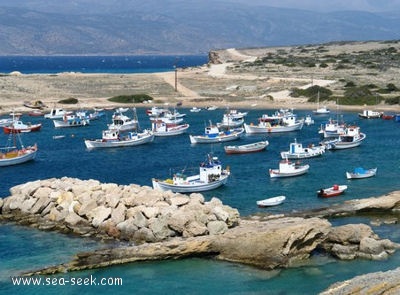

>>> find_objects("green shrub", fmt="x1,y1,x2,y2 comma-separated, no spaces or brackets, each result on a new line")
58,97,78,104
385,96,400,105
108,94,153,103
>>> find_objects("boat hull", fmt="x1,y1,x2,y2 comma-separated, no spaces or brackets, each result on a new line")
84,132,154,149
152,174,229,193
256,196,286,207
3,124,42,134
189,129,244,144
0,148,37,166
53,119,90,128
346,168,377,179
224,141,268,154
153,124,190,137
244,122,303,134
269,164,309,178
317,185,347,198
330,133,366,149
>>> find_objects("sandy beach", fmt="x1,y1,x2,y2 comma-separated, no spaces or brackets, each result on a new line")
1,43,400,115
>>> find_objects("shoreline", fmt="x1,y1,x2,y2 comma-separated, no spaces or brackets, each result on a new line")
1,44,400,116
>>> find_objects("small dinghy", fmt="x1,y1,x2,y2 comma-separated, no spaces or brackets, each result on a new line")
256,195,286,207
346,167,377,179
317,185,347,198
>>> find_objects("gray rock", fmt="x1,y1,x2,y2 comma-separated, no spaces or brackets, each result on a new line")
207,220,228,235
89,206,112,228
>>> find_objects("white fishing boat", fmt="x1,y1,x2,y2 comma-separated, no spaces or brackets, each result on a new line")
280,139,325,159
244,114,303,134
84,129,154,149
358,110,382,119
346,167,377,179
0,117,13,127
152,121,190,137
313,92,330,115
189,123,244,144
0,131,37,166
256,195,286,207
269,159,309,178
224,140,269,154
304,115,314,125
313,106,330,115
108,108,138,132
217,111,245,128
44,108,72,119
152,154,230,193
327,126,366,150
318,118,346,138
190,107,201,112
53,113,90,128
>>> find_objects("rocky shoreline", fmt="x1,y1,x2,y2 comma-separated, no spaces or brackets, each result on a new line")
2,177,400,294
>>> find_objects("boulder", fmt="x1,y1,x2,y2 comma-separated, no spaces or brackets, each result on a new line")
89,206,112,228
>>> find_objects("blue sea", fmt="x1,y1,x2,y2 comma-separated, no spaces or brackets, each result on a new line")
0,55,208,74
1,57,400,294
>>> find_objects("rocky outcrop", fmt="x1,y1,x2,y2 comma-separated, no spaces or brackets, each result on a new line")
320,267,400,295
0,177,239,243
320,223,399,260
1,178,400,276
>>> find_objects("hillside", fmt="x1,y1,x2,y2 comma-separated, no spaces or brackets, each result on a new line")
0,1,399,55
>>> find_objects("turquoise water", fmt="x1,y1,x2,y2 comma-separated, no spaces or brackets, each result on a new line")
1,107,400,294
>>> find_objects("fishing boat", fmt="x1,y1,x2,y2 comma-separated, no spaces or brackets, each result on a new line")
84,129,154,149
217,112,245,128
3,119,42,134
304,115,314,125
0,117,13,127
152,154,230,193
44,108,72,119
28,109,44,117
224,140,269,154
190,107,201,112
280,139,325,159
317,184,347,198
269,159,309,178
313,92,330,115
346,167,377,179
326,126,366,150
244,114,303,134
318,118,346,138
381,113,394,120
23,100,46,109
189,123,244,144
358,110,382,119
53,113,90,128
0,131,38,166
256,195,286,207
108,108,138,132
152,121,190,137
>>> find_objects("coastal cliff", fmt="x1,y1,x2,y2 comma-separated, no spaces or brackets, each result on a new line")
1,177,400,285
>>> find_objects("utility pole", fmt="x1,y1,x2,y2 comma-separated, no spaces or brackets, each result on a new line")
173,58,179,92
174,65,177,92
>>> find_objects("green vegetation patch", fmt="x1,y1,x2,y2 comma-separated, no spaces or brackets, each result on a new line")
108,94,153,103
290,85,333,101
58,97,78,104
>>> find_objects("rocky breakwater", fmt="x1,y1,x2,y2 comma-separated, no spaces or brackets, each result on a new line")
1,177,399,276
0,177,240,243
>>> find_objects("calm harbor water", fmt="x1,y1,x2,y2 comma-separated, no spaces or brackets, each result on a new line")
1,107,400,294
